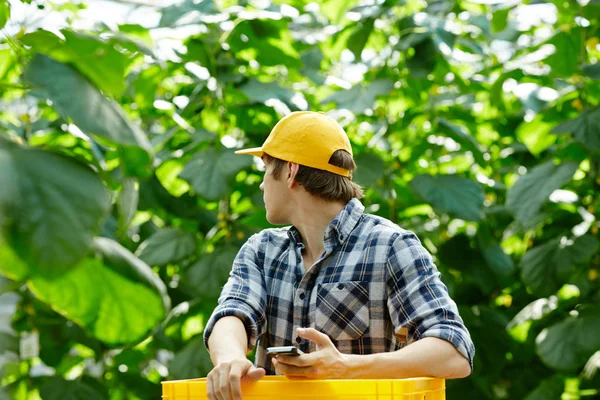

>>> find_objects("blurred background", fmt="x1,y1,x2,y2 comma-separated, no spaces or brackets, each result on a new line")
0,0,599,398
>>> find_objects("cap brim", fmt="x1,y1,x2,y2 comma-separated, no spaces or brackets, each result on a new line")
235,147,264,157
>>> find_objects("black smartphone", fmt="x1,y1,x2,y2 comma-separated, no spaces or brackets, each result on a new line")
266,346,304,357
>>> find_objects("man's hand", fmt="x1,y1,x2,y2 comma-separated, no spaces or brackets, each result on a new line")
272,327,349,379
207,358,265,400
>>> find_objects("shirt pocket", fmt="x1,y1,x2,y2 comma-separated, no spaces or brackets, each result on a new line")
315,281,370,341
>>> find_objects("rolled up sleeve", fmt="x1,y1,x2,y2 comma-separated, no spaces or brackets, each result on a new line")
203,234,267,351
385,232,475,369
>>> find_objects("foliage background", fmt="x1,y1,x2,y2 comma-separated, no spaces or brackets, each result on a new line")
1,0,600,398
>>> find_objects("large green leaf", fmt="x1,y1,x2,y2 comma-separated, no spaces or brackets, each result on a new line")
506,161,579,226
545,29,582,77
551,108,600,152
476,225,515,277
410,175,485,221
183,247,238,299
21,30,135,97
321,79,394,114
583,63,600,79
24,54,151,151
179,148,252,201
29,240,168,345
437,118,485,164
135,228,197,267
160,0,219,27
228,20,301,68
93,237,171,311
524,376,564,400
353,152,385,187
516,114,556,156
169,337,213,379
0,0,9,30
537,306,600,371
39,377,106,400
521,235,599,296
240,79,305,112
0,139,110,278
347,18,375,60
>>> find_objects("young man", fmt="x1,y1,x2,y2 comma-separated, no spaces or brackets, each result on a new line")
203,111,474,400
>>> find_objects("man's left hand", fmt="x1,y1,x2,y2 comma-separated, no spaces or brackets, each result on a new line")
272,327,350,379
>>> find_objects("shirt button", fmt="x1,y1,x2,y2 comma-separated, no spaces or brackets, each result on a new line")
299,292,305,300
337,283,345,290
296,336,302,344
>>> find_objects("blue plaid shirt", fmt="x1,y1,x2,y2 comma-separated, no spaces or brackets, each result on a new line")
204,199,474,375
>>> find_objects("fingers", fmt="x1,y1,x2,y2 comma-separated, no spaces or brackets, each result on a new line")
275,354,316,367
245,366,266,381
297,327,332,347
272,358,317,378
218,367,231,400
229,363,244,400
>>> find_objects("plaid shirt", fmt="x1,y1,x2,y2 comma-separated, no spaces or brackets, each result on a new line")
204,199,475,375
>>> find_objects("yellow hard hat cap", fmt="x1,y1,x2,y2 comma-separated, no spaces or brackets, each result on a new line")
235,111,353,177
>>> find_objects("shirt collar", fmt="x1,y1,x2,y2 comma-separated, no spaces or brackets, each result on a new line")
287,198,365,247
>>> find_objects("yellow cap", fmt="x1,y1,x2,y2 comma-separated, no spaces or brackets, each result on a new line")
235,112,353,177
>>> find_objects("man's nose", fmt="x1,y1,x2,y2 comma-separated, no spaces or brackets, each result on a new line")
259,181,264,191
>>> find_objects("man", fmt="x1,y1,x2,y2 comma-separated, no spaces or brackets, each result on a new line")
203,111,474,400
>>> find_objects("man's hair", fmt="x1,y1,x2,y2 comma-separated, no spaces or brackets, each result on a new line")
263,150,364,203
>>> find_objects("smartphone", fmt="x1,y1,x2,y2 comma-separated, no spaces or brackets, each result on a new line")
266,346,304,357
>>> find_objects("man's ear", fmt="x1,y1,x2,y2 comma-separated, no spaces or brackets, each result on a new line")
287,162,300,188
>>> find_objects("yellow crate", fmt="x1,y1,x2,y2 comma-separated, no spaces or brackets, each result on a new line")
162,376,445,400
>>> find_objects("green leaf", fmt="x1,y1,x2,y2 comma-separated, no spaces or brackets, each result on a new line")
0,0,9,30
24,54,152,151
183,247,238,299
156,159,191,197
228,20,301,69
22,30,135,97
410,175,485,221
551,108,600,152
524,376,564,400
29,252,167,345
537,306,600,371
437,118,485,164
321,79,394,114
39,377,106,400
347,18,375,60
0,240,30,282
516,115,556,156
477,225,515,277
545,29,583,77
491,8,509,33
406,38,437,78
169,337,213,379
160,0,219,27
135,228,197,267
0,139,110,278
185,38,215,76
93,237,170,311
117,178,138,231
521,235,598,296
300,48,325,85
179,148,252,201
583,63,600,79
240,79,304,111
321,0,359,24
353,152,385,187
506,161,579,226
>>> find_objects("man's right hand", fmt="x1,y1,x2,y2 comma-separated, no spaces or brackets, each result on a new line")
206,358,265,400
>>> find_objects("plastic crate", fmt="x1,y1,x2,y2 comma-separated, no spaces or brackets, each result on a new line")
162,376,445,400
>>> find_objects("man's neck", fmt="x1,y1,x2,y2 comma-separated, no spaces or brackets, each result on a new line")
288,194,346,266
